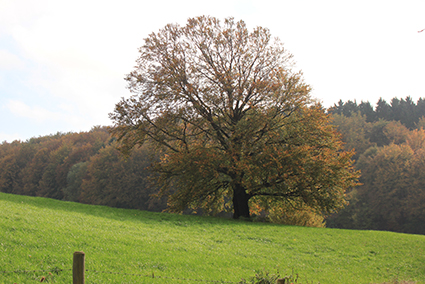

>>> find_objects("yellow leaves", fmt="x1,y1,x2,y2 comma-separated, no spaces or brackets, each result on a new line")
160,153,169,163
406,128,425,152
249,196,326,227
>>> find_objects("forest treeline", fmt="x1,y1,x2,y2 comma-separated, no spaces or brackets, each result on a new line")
1,96,424,234
327,96,425,234
0,127,167,212
328,96,425,129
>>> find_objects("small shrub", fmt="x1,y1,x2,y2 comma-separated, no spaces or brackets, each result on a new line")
239,269,307,284
376,279,417,284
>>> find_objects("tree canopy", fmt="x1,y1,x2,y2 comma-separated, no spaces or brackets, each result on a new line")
110,16,359,219
327,108,425,234
0,128,167,212
328,97,425,128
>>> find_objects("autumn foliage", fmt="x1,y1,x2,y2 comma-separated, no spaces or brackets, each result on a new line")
110,16,359,219
327,100,425,234
1,94,424,232
0,127,167,212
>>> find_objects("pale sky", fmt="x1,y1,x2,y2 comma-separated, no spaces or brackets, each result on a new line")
1,0,424,142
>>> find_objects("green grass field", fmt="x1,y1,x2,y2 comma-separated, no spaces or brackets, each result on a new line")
1,192,424,284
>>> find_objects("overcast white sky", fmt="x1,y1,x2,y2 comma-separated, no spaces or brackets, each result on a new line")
1,0,424,142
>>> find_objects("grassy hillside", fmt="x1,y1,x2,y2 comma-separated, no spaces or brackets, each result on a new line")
1,192,424,284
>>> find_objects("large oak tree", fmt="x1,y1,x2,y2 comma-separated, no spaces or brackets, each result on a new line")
110,16,359,219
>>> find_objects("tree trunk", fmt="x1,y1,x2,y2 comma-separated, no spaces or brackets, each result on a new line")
232,183,251,219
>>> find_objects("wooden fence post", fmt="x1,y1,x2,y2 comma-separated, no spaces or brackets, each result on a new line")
73,251,85,284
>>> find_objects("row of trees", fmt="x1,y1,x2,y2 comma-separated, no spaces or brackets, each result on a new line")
0,127,167,212
0,126,329,227
1,99,423,233
328,97,425,129
327,108,425,234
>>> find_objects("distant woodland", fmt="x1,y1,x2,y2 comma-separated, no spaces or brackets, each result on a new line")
0,127,167,212
1,96,425,234
327,96,425,234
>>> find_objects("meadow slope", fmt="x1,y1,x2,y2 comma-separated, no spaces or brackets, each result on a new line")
1,192,424,284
